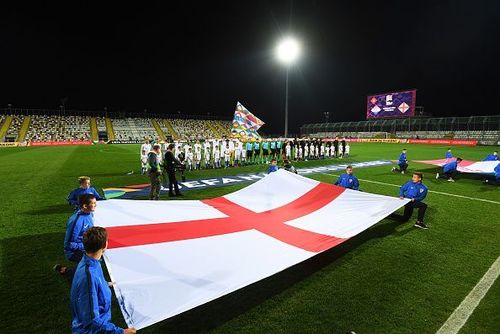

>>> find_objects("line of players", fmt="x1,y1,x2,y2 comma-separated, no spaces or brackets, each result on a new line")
140,137,351,173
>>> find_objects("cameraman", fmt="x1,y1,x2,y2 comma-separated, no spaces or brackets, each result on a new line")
163,143,182,197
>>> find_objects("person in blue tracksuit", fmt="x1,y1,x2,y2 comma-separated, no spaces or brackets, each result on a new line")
483,162,500,185
394,172,429,229
436,158,462,182
70,227,136,334
392,149,408,174
267,159,279,173
445,148,453,159
67,176,103,209
483,151,498,161
334,165,360,190
54,194,96,280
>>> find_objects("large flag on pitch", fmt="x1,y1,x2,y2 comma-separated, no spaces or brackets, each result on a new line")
231,102,265,140
415,158,500,175
95,170,409,329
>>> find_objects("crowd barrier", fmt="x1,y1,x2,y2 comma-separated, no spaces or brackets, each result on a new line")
30,140,93,146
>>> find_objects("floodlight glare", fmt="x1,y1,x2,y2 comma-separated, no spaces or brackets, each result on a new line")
276,37,300,65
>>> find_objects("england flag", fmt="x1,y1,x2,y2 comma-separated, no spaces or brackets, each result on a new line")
95,170,409,329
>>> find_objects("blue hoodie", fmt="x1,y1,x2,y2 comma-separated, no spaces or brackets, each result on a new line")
494,163,500,179
64,211,94,261
399,181,428,202
398,152,407,165
483,154,498,161
445,151,453,159
268,165,279,173
334,173,360,190
70,255,123,334
67,187,103,207
443,160,458,172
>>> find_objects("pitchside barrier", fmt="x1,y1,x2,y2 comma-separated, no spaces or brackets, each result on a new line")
321,138,478,145
29,140,93,146
0,142,19,147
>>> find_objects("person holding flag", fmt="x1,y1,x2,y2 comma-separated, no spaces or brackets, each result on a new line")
70,227,137,334
392,148,408,174
334,165,360,190
436,157,462,182
394,172,429,229
267,159,279,173
445,148,453,159
67,176,103,210
483,151,498,161
53,194,96,280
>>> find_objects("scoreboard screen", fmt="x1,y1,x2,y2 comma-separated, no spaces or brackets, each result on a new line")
366,89,416,119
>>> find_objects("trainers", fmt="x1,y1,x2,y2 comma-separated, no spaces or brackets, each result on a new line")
391,167,396,172
414,221,428,229
401,171,405,174
447,178,455,182
53,264,66,274
435,173,439,179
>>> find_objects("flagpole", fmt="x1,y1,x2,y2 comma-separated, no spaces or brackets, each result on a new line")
284,67,289,138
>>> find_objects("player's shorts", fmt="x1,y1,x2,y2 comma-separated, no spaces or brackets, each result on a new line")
270,148,276,155
247,150,253,157
263,149,269,156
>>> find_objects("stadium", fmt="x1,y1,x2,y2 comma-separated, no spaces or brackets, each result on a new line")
1,2,499,334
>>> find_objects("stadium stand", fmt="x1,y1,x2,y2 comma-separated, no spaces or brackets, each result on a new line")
26,115,90,141
111,117,158,141
5,115,25,138
169,118,220,139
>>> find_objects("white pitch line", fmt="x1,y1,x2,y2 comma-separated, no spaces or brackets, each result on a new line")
322,173,500,205
435,256,500,334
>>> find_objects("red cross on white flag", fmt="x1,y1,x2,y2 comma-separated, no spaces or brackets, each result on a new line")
96,170,409,329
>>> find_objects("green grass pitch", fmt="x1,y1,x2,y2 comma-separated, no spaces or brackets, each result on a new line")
0,143,498,333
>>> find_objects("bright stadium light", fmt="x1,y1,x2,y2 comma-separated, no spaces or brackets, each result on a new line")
276,37,300,64
275,37,301,137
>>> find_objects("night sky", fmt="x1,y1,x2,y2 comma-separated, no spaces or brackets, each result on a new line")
1,1,499,134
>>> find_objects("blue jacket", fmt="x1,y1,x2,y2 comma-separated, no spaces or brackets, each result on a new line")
64,211,94,261
494,163,500,179
399,181,428,202
71,255,123,334
443,160,458,172
445,151,453,159
268,165,279,173
398,153,407,165
334,173,360,190
483,154,499,161
68,187,103,207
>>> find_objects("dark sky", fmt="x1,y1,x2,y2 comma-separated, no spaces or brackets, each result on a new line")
1,1,499,134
